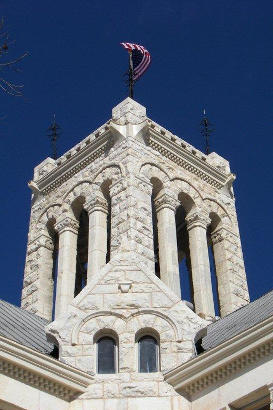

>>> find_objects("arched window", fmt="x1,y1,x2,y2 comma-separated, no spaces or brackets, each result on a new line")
97,336,116,374
138,335,159,373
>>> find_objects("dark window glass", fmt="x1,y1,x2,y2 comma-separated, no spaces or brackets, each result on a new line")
97,337,116,374
139,336,158,373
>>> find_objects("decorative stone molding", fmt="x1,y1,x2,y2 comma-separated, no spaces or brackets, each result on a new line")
184,339,273,396
34,130,110,194
164,316,273,399
185,210,210,231
148,126,229,189
154,192,179,213
0,336,93,402
112,97,146,125
0,358,78,401
118,282,132,293
85,194,108,215
55,216,79,235
27,234,54,255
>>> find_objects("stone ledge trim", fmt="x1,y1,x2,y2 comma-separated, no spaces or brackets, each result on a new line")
164,315,273,398
36,131,110,195
0,336,93,401
148,128,228,189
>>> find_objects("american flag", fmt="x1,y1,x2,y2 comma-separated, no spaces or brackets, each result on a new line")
121,42,151,81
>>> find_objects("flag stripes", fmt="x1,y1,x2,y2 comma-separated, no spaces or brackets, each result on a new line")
121,42,151,81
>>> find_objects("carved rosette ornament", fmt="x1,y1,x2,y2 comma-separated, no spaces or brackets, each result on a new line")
154,192,179,213
185,210,210,231
85,194,108,215
55,216,79,235
27,234,54,255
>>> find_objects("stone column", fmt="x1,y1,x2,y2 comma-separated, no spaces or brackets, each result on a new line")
211,226,249,317
185,210,215,319
154,191,181,298
54,216,79,319
268,383,273,410
21,232,54,320
85,193,108,282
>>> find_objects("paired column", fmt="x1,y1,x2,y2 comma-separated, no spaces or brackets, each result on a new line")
154,191,181,298
55,216,79,319
85,192,108,283
186,210,215,319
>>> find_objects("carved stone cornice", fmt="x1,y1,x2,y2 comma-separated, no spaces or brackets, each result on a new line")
154,192,179,213
185,210,210,231
85,194,108,215
147,123,230,190
27,234,54,255
34,127,110,195
164,315,273,398
55,216,79,235
0,336,93,402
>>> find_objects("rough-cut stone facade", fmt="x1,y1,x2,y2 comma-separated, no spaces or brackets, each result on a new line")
19,97,250,408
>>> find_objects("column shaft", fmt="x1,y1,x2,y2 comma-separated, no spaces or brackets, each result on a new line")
186,211,215,318
55,217,78,319
86,194,108,282
155,193,181,298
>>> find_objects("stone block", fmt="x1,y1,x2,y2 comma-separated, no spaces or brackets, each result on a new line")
128,397,172,410
104,293,151,309
152,292,173,308
104,382,120,398
78,294,103,310
121,382,158,397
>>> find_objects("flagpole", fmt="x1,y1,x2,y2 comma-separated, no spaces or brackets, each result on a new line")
129,51,134,99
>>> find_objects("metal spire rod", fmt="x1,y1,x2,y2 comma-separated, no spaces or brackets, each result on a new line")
47,114,60,160
128,51,134,99
200,109,213,155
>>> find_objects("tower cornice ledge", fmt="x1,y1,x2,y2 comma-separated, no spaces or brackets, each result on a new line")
147,124,229,189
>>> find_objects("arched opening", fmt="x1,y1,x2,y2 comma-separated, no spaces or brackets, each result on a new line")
97,336,117,374
150,177,163,277
138,335,159,373
176,192,196,305
207,212,222,316
46,218,59,320
101,180,112,264
72,197,89,297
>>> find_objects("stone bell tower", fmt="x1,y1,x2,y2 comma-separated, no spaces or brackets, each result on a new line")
21,98,250,406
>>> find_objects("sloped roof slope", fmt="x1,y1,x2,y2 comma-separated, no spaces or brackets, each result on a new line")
202,289,273,350
0,299,54,354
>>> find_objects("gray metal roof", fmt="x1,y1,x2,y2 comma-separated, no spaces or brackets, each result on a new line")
202,289,273,351
0,299,54,354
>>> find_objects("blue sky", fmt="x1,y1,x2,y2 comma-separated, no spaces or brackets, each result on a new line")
0,0,272,306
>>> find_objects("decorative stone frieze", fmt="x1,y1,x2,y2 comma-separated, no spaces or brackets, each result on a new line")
55,216,79,234
184,339,273,397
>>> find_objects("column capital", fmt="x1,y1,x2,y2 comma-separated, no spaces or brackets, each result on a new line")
211,226,238,245
154,192,179,213
85,193,108,215
55,216,79,235
185,210,210,231
27,233,54,255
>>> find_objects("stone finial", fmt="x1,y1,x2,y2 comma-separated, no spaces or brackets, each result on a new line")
55,216,79,234
185,210,210,231
112,97,146,125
